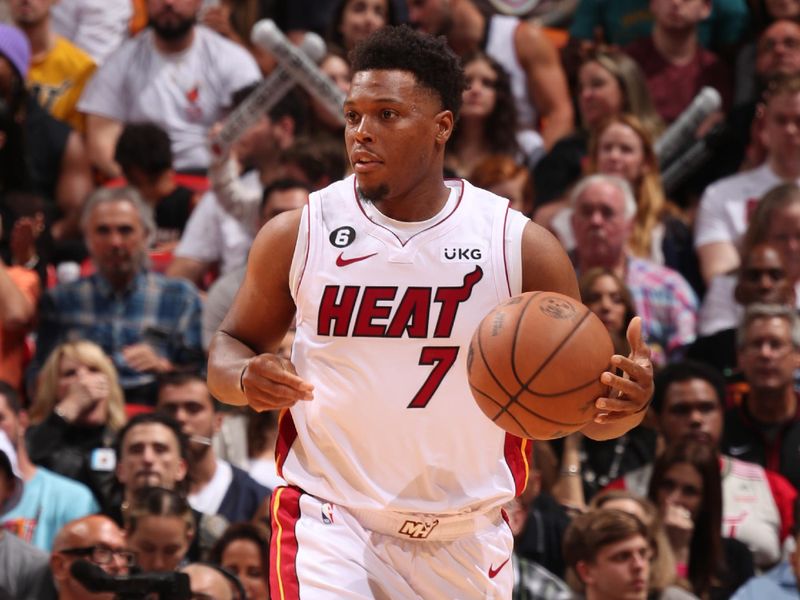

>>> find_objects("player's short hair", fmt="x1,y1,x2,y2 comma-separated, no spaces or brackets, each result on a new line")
349,25,465,120
651,360,727,414
114,122,173,178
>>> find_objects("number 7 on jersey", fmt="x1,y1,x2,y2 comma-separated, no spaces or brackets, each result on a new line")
408,346,459,408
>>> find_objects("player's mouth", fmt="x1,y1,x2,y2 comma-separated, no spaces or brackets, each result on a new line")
352,151,383,173
354,160,382,173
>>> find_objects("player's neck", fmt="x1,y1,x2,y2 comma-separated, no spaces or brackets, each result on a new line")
367,181,452,222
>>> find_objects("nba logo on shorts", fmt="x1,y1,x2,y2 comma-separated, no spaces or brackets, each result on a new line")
398,519,439,539
321,503,335,524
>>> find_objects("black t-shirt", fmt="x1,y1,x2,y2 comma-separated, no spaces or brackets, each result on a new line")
24,96,70,208
154,186,195,247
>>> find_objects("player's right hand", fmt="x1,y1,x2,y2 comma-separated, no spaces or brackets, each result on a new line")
241,353,314,411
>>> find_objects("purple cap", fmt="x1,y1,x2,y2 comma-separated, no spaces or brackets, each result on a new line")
0,24,30,78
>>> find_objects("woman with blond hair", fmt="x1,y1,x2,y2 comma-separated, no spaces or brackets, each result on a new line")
533,46,663,210
27,339,127,510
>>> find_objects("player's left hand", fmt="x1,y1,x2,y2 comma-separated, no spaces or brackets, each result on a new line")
592,316,654,424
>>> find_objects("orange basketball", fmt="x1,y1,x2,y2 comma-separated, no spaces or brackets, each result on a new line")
467,291,614,440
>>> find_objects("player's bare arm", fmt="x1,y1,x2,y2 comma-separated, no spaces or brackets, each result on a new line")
515,22,574,150
207,208,314,411
519,221,653,440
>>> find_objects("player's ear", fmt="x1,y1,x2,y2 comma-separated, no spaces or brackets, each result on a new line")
434,110,454,144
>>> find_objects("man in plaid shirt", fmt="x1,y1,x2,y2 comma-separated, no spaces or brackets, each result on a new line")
31,186,203,405
570,175,698,367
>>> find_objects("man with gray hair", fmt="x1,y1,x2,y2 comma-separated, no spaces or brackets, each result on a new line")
722,303,800,490
31,186,204,405
570,174,698,366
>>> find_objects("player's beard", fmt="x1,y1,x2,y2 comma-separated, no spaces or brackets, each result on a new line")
149,14,196,41
357,183,389,204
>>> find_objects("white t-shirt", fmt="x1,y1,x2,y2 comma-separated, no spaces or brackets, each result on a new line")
694,164,785,250
174,171,260,274
485,14,536,130
78,26,260,170
188,458,232,516
51,0,132,64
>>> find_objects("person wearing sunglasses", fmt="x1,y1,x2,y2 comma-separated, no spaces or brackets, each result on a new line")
50,513,131,600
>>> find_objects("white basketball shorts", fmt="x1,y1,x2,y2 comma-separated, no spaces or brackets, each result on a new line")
269,486,514,599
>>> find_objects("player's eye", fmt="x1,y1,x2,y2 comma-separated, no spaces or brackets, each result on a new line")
381,109,397,120
344,111,359,124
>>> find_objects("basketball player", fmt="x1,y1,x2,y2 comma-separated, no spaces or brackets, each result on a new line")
208,25,654,600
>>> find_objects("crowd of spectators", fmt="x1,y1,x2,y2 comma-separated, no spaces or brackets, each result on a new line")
1,0,800,598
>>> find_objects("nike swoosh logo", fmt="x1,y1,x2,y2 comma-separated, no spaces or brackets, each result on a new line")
488,557,510,579
336,252,378,267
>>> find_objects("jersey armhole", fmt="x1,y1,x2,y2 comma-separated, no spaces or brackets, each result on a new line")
505,211,528,296
289,205,310,300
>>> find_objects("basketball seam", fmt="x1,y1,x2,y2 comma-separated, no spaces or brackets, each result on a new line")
476,312,515,399
491,304,594,429
519,308,593,391
509,291,543,387
469,384,534,438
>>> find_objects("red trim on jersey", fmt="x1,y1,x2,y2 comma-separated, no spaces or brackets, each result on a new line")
350,177,465,247
275,409,298,479
270,486,302,600
502,205,512,297
504,434,530,497
295,198,313,297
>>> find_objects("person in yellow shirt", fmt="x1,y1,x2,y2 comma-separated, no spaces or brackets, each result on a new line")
10,0,95,132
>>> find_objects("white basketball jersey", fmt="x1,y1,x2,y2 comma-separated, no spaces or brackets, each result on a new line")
277,175,529,514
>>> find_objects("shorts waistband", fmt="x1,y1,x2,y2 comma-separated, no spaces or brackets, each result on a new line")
348,506,503,542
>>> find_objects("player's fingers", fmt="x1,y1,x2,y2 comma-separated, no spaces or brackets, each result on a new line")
625,317,653,363
245,380,307,410
609,355,652,381
625,316,643,353
594,395,641,413
592,410,631,424
244,356,314,399
600,371,644,398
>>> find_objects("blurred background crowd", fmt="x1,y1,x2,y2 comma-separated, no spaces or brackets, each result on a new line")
1,0,800,598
